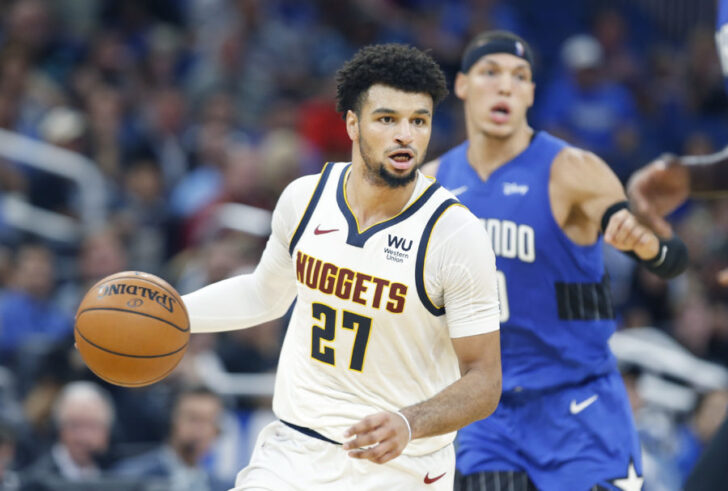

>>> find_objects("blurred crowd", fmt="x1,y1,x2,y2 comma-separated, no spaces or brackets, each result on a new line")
0,0,726,490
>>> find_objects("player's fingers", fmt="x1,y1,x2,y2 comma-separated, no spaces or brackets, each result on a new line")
604,209,629,243
354,437,398,462
609,213,636,246
343,426,388,450
343,415,382,439
627,227,653,253
628,222,653,248
370,448,399,465
347,440,390,461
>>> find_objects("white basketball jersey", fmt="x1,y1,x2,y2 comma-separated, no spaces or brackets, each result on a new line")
274,162,463,456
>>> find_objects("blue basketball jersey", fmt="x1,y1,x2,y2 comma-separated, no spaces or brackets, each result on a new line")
436,131,618,393
437,132,642,488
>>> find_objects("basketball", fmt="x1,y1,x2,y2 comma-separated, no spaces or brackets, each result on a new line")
74,271,190,387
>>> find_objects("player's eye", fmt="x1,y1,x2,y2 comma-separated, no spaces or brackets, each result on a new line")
379,116,394,124
412,118,426,126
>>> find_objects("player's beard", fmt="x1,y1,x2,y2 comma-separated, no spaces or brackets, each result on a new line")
358,130,418,188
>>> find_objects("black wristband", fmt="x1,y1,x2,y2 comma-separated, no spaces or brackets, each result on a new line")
641,236,689,279
600,200,688,279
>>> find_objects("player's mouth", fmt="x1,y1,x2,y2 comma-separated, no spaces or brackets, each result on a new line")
490,102,511,124
387,149,415,170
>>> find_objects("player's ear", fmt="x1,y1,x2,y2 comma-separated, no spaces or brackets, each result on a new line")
454,72,468,101
345,110,359,141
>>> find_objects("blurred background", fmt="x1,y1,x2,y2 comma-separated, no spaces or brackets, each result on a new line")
0,0,726,490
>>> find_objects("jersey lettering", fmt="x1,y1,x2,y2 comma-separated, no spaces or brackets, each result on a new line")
481,218,535,263
296,251,408,313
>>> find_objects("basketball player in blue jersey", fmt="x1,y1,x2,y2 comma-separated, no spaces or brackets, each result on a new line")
182,44,502,490
422,30,688,490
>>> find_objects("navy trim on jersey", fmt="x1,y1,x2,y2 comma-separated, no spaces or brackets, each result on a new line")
415,198,459,316
555,275,615,321
336,163,442,248
280,419,341,445
288,162,333,255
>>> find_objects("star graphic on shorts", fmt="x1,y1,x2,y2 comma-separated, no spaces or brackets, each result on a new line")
610,460,643,491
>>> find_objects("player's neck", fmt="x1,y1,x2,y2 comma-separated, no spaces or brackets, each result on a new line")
468,125,534,180
345,164,418,230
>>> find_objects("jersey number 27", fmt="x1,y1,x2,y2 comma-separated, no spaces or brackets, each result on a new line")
310,303,372,371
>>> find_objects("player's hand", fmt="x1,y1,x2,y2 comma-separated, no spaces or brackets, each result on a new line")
604,208,660,260
626,154,688,237
343,411,410,464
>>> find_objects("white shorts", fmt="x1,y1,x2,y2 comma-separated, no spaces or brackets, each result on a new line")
231,420,454,490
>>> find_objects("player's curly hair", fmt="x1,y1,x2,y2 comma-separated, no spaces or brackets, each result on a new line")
335,43,448,118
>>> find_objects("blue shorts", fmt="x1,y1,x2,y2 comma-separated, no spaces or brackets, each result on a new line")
456,370,643,491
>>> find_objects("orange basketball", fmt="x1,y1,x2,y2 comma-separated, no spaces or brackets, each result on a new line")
74,271,190,387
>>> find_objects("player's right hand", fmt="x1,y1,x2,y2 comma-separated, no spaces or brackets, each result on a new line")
342,411,410,464
626,154,689,237
604,208,660,260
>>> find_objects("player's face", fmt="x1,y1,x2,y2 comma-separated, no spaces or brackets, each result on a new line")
347,84,433,188
456,53,534,139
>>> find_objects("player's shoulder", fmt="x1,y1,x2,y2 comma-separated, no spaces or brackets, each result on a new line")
280,173,321,198
279,163,344,204
551,145,610,188
553,145,605,172
431,198,483,236
427,201,492,263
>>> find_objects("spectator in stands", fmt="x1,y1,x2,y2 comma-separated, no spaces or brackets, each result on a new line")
112,385,229,491
140,86,189,188
115,156,170,275
21,381,115,484
0,243,72,371
57,228,127,314
32,106,87,215
537,33,641,180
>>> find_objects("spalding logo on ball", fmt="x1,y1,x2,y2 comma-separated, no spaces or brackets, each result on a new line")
75,271,190,387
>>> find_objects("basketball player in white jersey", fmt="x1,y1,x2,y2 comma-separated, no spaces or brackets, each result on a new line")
182,44,501,490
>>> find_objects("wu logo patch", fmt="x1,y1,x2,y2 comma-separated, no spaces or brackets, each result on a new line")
384,235,412,263
387,234,412,251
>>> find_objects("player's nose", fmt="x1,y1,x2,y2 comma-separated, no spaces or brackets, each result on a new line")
497,73,513,94
395,121,414,145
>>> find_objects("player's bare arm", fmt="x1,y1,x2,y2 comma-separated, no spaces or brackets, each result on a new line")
550,147,659,259
343,330,501,464
627,147,728,237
